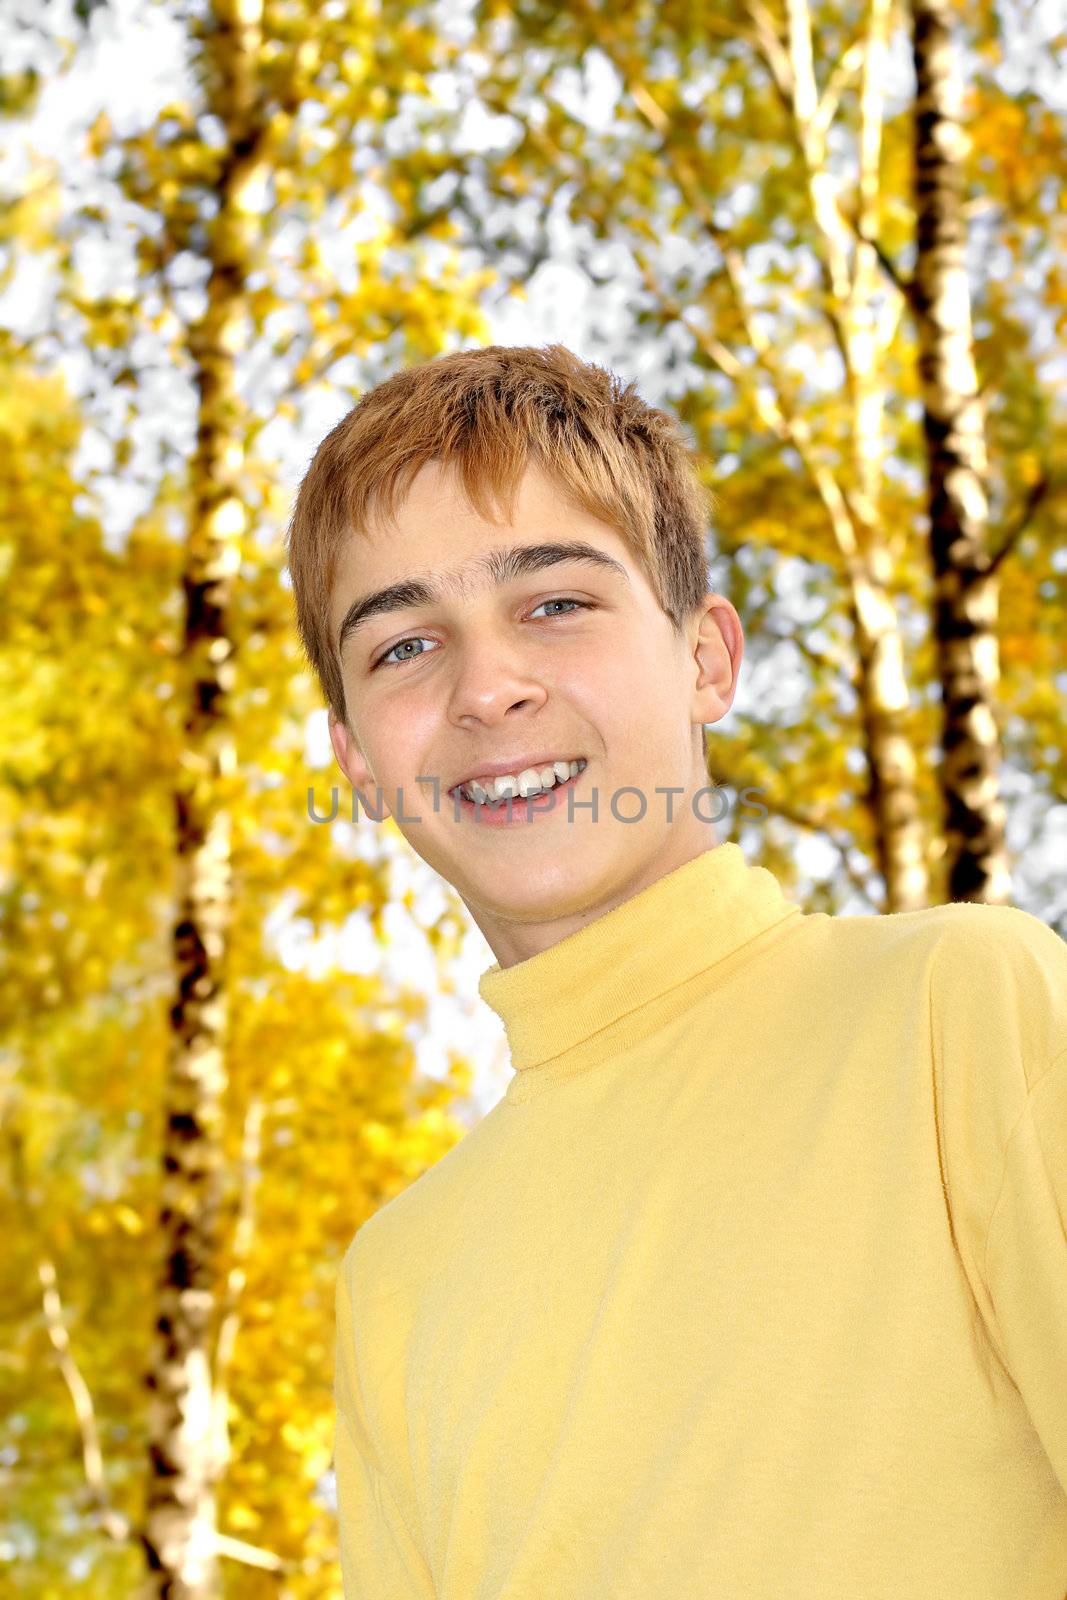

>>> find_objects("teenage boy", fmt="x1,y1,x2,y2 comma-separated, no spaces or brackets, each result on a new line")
286,344,1067,1599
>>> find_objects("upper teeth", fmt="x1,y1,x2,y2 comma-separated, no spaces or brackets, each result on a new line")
458,758,587,803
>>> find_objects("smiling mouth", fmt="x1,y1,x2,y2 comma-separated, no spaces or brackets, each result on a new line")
449,761,588,822
449,758,588,807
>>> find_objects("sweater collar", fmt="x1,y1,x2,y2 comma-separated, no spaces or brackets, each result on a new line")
477,842,803,1079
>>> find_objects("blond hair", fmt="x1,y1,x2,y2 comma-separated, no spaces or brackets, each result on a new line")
286,343,714,725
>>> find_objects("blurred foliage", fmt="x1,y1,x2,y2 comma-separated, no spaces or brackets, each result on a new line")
0,332,476,1593
0,0,1064,1591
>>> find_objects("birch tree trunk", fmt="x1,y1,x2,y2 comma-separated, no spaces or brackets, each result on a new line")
141,2,262,1591
747,0,930,911
844,0,928,913
911,0,1010,903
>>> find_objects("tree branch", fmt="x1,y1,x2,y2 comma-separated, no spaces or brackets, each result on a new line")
987,472,1050,574
633,251,861,579
814,39,867,141
37,1256,133,1544
2,1118,132,1543
744,0,911,323
6,1118,291,1574
849,215,918,311
216,1533,286,1571
743,0,796,107
212,1096,267,1474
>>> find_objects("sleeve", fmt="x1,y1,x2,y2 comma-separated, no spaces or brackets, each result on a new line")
333,1247,435,1598
981,1046,1067,1497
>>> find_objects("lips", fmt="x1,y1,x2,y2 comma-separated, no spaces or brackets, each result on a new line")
449,757,586,801
451,761,588,825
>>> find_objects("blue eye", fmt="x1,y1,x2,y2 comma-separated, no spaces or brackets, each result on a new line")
371,598,592,670
530,598,585,619
375,636,432,669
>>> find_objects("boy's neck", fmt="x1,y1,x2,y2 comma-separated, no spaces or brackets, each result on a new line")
463,827,722,970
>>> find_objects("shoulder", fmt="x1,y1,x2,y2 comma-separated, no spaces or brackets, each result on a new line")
838,895,1065,973
916,898,1067,971
910,900,1067,1099
815,896,1064,991
817,898,1066,1094
922,901,1066,1044
841,895,1067,996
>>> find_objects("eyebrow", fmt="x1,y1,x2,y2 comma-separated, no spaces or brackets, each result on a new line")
336,540,631,657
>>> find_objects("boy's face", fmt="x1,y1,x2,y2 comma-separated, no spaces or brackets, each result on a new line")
328,459,743,966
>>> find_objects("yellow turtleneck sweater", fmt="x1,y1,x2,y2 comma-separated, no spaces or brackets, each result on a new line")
333,842,1067,1598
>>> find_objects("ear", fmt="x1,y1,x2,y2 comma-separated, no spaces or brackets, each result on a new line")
689,592,744,729
328,710,393,821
